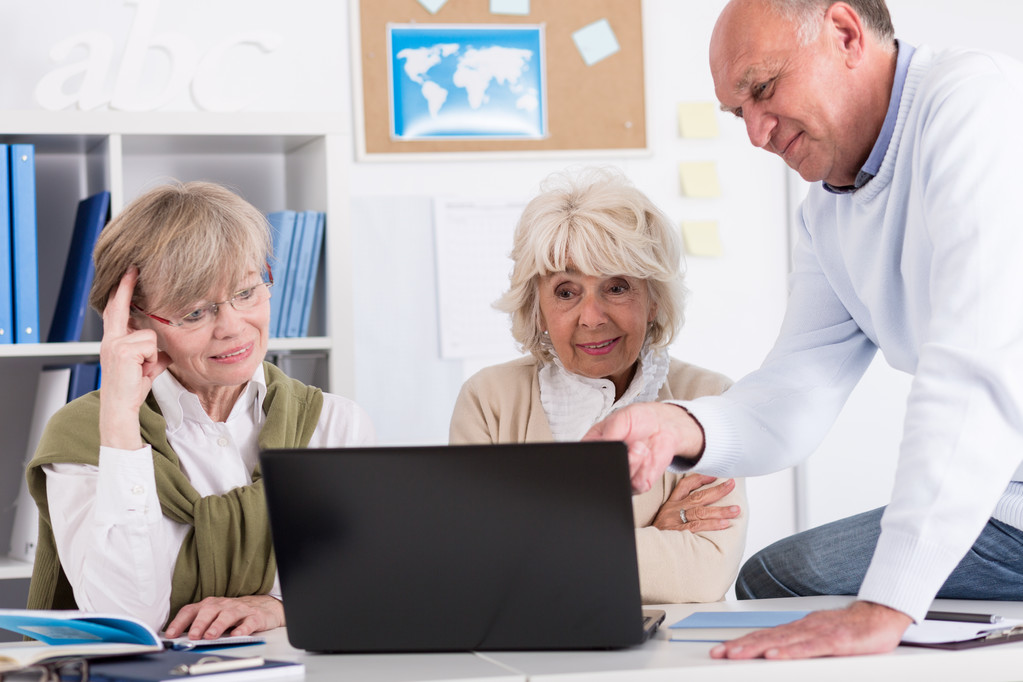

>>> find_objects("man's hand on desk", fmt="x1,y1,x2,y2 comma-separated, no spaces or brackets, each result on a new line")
583,402,704,494
709,601,913,659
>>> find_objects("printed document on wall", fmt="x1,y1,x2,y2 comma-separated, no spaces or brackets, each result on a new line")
434,198,525,358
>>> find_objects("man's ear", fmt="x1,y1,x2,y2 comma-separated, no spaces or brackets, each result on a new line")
826,2,867,67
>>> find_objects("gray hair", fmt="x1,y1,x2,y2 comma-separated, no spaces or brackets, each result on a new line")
90,181,271,315
770,0,895,48
495,167,686,362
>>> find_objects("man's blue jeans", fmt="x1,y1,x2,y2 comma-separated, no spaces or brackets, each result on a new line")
736,507,1023,601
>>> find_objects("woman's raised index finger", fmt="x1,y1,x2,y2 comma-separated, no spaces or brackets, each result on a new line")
104,267,139,331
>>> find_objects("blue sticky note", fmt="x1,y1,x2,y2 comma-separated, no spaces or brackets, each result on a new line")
417,0,449,13
572,18,620,66
490,0,529,15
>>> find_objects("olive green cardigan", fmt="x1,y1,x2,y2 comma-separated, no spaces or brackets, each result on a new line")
25,361,322,624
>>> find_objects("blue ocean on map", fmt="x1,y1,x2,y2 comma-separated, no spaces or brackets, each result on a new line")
389,25,546,140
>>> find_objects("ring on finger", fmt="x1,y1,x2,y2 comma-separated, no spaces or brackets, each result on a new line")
679,508,688,524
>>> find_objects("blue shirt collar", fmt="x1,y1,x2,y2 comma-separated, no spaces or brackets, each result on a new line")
824,40,916,194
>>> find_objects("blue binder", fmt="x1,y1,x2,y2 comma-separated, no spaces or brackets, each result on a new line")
0,144,12,344
9,144,39,343
67,362,101,401
48,191,111,342
297,211,325,337
267,210,297,339
285,211,322,338
278,210,307,337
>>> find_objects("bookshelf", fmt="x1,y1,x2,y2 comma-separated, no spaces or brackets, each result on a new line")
0,111,355,598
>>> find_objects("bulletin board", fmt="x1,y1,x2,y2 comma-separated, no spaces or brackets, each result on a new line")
353,0,646,156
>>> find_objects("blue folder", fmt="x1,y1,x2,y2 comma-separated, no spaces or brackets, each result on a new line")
0,144,12,344
267,210,297,339
48,191,111,342
278,211,307,337
289,211,325,338
67,362,101,401
9,144,39,343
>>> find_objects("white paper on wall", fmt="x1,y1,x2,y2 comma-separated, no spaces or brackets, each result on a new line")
433,197,526,359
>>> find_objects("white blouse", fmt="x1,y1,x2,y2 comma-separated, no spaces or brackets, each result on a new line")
539,343,670,442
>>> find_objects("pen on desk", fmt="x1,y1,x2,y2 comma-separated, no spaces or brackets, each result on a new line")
924,610,1002,624
172,655,265,676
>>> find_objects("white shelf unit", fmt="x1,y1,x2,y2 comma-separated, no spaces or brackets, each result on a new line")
0,112,355,600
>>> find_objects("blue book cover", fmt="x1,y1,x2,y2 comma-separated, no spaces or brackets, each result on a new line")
48,191,111,342
9,144,39,343
278,210,307,337
67,362,101,401
266,210,297,339
668,610,810,642
0,144,11,344
296,211,325,337
285,210,322,338
85,649,303,681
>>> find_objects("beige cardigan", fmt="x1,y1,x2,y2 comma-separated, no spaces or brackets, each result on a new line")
449,355,748,604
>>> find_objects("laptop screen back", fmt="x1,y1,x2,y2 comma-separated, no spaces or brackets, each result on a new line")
260,441,646,652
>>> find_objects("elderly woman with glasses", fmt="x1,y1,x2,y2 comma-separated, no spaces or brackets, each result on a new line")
450,168,747,604
25,181,374,639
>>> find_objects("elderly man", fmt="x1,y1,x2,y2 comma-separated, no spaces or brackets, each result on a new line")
586,0,1023,660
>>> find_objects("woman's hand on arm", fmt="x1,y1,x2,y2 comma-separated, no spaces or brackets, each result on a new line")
652,475,739,533
98,267,172,450
163,595,285,640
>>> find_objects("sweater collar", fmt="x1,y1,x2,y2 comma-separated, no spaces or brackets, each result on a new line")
823,40,916,195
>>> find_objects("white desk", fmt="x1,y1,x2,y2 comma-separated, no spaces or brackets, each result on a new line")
254,596,1023,682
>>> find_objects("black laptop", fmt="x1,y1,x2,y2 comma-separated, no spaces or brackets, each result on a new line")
259,441,665,652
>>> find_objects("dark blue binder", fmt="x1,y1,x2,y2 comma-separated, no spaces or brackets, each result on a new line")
9,144,39,343
67,362,101,402
0,144,12,344
48,191,111,343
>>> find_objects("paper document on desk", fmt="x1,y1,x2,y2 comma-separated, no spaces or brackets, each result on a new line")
902,618,1023,645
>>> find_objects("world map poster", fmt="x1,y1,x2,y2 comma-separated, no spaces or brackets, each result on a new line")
388,24,547,140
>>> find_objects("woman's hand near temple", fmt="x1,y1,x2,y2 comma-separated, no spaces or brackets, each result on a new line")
98,267,172,450
164,595,285,639
652,475,739,532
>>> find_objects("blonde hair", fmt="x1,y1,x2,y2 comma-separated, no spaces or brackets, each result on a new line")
496,168,686,362
89,181,271,316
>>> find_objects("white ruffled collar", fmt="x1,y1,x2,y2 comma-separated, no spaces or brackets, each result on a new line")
538,343,670,442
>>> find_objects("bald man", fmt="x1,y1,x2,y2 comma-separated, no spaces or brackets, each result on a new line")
586,0,1023,659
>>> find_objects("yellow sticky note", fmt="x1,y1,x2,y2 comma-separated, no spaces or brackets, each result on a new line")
681,220,723,258
677,102,719,138
678,161,721,198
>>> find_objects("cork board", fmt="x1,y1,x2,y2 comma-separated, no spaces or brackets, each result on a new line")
354,0,646,155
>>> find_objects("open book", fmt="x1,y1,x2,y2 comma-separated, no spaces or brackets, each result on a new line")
0,609,163,672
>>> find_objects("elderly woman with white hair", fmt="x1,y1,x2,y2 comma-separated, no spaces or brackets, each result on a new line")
26,181,374,640
449,168,747,604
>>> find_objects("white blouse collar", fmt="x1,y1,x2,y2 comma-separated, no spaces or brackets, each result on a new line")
151,363,267,432
538,342,670,442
